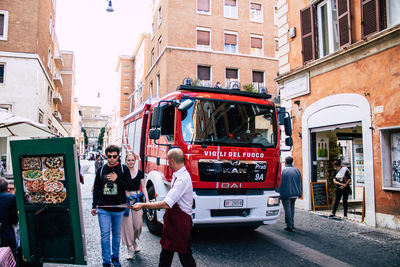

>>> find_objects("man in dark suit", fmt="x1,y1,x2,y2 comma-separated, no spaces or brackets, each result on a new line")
0,178,18,254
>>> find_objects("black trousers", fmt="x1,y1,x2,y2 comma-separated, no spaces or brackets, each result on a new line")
159,248,196,267
332,186,350,216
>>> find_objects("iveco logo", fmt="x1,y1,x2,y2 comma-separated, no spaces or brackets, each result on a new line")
231,160,241,166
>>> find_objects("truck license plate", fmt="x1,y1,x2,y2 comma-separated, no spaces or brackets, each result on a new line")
224,199,243,207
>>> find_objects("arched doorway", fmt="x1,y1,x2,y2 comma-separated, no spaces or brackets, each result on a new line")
298,94,376,226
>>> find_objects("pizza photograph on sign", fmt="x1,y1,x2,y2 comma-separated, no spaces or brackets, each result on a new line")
20,154,68,205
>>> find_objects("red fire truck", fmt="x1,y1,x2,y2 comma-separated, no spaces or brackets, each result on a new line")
122,84,292,234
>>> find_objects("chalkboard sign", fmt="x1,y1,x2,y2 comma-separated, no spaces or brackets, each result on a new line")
311,182,329,211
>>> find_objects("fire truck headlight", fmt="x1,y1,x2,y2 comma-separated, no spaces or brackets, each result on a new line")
267,196,280,207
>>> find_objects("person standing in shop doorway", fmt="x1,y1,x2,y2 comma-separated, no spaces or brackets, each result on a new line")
277,156,303,232
329,160,352,218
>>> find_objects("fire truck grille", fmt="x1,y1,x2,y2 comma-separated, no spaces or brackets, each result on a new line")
210,209,251,217
198,160,267,182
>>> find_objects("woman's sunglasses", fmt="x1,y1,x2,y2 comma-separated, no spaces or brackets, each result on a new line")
107,155,118,159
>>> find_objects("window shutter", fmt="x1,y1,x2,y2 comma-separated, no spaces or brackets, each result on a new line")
0,14,4,36
226,68,238,79
252,71,263,83
198,66,211,80
251,37,262,48
251,3,261,10
361,0,381,38
300,5,316,64
225,0,236,7
197,0,210,12
197,30,210,45
337,0,352,48
225,34,237,45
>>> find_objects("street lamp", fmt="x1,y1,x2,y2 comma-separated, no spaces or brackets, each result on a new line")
106,0,114,12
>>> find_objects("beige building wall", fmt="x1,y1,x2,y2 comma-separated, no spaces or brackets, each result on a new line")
142,0,279,102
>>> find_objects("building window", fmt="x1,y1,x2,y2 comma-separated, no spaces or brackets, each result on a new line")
274,38,279,51
0,10,9,41
48,48,52,69
300,0,351,63
152,23,155,39
124,79,129,83
224,32,238,53
124,92,129,96
38,110,44,123
124,72,129,76
0,104,12,113
156,73,160,98
225,68,239,89
252,71,264,92
380,128,400,190
124,65,130,69
151,49,155,65
197,0,211,14
316,0,339,58
196,28,211,49
124,86,129,90
158,7,162,27
49,13,53,33
197,66,211,86
224,0,238,19
47,86,53,104
158,36,162,56
250,35,263,56
149,81,153,98
250,2,263,23
0,64,4,84
386,0,400,27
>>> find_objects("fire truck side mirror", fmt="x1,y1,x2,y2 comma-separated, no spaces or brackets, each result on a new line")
151,106,162,128
285,137,293,147
284,116,292,136
149,128,161,140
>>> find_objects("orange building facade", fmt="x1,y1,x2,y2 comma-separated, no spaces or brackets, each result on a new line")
275,0,400,230
136,0,279,105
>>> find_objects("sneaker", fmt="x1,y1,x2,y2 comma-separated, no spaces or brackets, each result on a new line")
284,227,294,232
126,250,134,260
328,214,335,218
111,258,121,267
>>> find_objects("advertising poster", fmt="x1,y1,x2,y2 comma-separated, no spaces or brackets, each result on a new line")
391,133,400,188
316,137,329,160
353,140,365,186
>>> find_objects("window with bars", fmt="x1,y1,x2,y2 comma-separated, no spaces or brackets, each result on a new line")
197,28,211,49
224,32,237,53
224,0,238,19
250,2,263,22
197,0,211,14
250,36,263,56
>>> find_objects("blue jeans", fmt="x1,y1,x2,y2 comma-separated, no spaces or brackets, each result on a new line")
97,209,124,264
281,198,296,229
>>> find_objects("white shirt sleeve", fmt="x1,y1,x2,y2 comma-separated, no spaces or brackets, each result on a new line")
164,176,190,208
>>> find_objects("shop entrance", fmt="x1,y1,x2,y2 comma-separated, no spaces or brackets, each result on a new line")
310,122,364,217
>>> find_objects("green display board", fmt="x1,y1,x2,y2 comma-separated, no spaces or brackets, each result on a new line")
10,137,87,265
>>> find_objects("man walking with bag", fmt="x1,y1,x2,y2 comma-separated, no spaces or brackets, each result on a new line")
278,156,302,232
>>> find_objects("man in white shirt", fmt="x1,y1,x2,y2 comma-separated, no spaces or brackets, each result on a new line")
132,148,196,267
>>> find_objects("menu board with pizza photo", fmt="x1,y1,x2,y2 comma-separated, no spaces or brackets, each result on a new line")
20,155,67,205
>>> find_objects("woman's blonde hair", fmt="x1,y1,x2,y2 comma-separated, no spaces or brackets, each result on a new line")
125,152,137,161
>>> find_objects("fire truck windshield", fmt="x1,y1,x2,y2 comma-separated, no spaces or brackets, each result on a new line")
180,98,277,148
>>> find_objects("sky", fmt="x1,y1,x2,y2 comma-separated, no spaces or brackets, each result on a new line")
55,0,151,114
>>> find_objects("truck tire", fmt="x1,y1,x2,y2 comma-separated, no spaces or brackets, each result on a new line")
145,185,163,236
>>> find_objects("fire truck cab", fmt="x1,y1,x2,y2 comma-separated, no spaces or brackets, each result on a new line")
122,84,292,235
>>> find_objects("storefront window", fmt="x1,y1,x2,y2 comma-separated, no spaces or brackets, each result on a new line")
380,128,400,190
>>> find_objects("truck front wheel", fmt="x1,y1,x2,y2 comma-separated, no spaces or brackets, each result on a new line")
145,185,163,236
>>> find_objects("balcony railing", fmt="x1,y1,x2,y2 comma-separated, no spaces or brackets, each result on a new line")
225,79,240,89
54,55,64,69
252,82,266,92
52,91,63,104
53,72,63,87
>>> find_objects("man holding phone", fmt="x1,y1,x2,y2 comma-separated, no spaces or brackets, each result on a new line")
91,145,137,267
